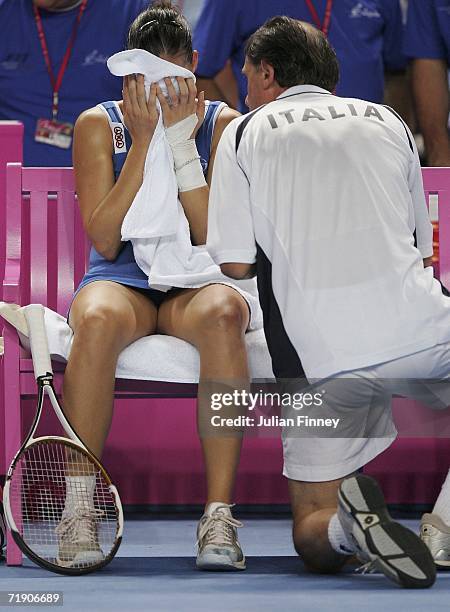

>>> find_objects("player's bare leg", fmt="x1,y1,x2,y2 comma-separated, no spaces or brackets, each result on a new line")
64,281,157,458
59,281,157,566
157,284,250,570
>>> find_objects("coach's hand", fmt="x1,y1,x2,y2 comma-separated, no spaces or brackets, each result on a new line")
157,77,205,138
122,74,159,147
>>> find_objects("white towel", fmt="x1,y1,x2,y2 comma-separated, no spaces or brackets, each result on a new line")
0,303,273,383
108,49,194,240
107,49,262,310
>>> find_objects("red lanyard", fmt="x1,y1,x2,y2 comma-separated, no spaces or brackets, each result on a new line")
305,0,333,37
33,0,88,119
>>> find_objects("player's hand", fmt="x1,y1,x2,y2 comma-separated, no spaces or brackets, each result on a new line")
122,74,159,148
156,77,205,138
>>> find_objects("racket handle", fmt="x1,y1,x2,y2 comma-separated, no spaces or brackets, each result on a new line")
24,305,53,379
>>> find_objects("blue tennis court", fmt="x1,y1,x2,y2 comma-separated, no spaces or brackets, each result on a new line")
1,517,449,612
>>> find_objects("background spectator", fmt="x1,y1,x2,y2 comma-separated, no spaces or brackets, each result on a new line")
175,0,204,31
176,0,240,108
194,0,407,112
0,0,149,167
404,0,450,167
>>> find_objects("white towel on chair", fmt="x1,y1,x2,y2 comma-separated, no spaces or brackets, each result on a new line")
0,303,274,383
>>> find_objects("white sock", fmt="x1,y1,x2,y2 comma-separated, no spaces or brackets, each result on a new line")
204,502,232,517
63,475,96,516
431,470,450,526
328,513,356,556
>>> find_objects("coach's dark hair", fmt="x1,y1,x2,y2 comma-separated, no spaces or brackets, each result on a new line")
245,16,339,92
127,1,193,63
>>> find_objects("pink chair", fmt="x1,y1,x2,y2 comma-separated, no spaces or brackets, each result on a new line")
422,168,450,288
365,167,450,503
0,122,23,303
0,122,23,480
1,163,284,566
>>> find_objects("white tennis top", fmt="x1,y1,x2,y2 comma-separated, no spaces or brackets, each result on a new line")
207,84,450,379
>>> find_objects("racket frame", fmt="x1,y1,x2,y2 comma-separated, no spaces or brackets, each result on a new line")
3,305,124,575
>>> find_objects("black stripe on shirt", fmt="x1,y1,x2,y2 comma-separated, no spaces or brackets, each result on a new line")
256,243,306,380
383,105,414,153
235,105,267,153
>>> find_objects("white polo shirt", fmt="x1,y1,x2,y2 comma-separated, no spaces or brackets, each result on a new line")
207,85,450,379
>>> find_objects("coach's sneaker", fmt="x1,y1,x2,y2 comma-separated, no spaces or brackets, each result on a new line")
56,506,105,568
421,513,450,568
196,503,246,571
338,475,436,588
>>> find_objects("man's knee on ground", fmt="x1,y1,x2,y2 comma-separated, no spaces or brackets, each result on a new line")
293,515,347,575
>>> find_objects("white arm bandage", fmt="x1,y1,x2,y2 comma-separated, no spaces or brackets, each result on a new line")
165,114,207,193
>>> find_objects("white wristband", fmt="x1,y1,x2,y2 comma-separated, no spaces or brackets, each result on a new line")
171,140,207,192
166,115,207,193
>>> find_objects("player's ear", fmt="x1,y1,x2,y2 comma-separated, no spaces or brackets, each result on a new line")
260,59,275,89
191,50,199,73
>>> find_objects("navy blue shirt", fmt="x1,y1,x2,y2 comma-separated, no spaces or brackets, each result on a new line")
0,0,148,166
404,0,450,64
194,0,406,112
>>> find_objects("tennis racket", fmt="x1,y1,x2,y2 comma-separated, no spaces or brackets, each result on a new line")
3,304,123,575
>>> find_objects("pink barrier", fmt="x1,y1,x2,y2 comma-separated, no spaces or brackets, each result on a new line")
1,163,449,566
0,122,23,478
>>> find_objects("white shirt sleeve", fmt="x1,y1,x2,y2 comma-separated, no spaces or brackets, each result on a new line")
407,127,433,259
207,119,257,265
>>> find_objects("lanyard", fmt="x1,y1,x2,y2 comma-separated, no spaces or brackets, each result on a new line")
33,0,88,119
304,0,333,37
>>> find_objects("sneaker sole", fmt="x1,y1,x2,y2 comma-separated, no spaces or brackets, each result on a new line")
196,553,246,571
430,559,450,569
56,550,105,569
339,475,436,589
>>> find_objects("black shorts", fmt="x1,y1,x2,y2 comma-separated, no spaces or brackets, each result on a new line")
129,285,173,308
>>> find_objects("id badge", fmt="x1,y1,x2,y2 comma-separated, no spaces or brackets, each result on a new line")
35,118,74,149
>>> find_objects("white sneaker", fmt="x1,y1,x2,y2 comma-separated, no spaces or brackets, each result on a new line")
421,513,450,568
338,475,436,588
56,506,105,569
196,502,246,571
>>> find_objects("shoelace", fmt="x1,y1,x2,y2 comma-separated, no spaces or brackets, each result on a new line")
197,504,243,548
355,560,378,575
55,507,104,544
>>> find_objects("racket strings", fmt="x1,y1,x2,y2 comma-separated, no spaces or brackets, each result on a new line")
9,440,120,570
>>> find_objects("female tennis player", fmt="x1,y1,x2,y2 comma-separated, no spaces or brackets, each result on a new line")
61,2,257,571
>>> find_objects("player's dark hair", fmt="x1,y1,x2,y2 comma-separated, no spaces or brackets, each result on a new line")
245,16,339,92
127,1,193,64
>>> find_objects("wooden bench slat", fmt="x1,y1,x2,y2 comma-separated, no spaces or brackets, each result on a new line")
57,190,75,314
29,190,48,306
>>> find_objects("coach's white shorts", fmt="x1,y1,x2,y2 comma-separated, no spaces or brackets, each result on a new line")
283,341,450,483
